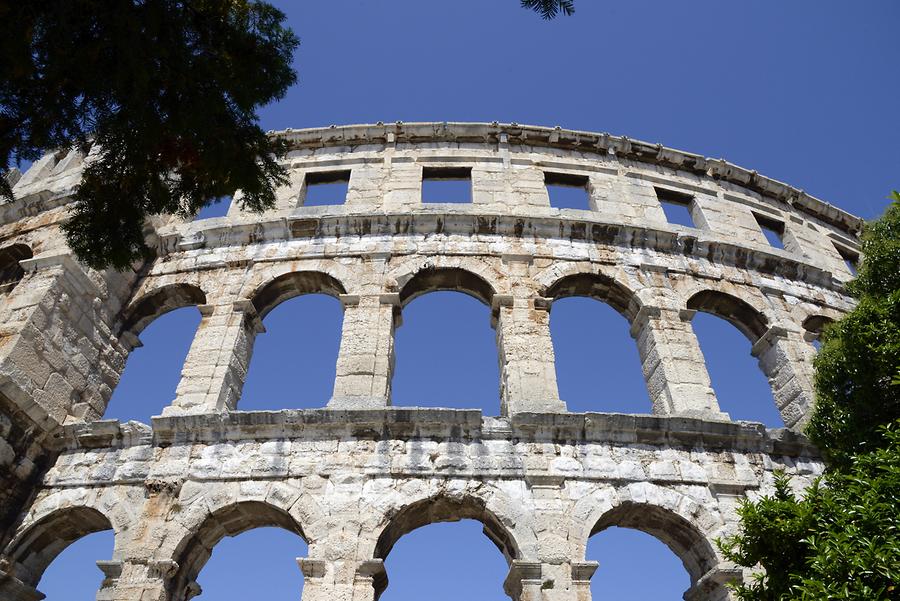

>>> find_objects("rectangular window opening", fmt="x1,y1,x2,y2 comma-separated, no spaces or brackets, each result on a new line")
655,187,696,228
545,172,590,210
194,195,232,220
834,243,859,275
303,170,351,206
422,166,472,203
753,213,786,249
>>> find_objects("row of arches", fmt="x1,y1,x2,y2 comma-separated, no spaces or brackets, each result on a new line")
5,488,724,601
107,265,832,427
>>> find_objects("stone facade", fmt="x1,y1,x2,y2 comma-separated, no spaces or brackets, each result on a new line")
0,122,862,600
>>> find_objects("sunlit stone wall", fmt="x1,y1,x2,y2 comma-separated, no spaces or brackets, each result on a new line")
0,123,862,600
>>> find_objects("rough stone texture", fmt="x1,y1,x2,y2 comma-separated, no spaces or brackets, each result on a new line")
0,122,862,600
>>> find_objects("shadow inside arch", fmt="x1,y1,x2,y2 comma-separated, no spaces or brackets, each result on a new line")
686,289,769,342
250,270,347,320
398,266,495,308
590,501,717,585
543,272,641,322
120,283,207,339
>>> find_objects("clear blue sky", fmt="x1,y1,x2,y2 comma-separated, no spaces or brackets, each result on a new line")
38,1,899,599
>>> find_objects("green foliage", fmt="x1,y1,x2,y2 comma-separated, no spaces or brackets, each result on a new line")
807,195,900,468
521,0,575,19
722,198,900,600
1,1,298,269
721,426,900,601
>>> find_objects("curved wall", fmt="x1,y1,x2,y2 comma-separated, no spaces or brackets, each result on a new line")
0,123,861,601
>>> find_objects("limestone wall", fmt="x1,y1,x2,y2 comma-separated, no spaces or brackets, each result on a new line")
0,122,862,600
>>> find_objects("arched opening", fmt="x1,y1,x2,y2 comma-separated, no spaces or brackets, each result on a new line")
3,507,114,599
588,502,717,600
31,531,114,600
549,297,649,414
545,273,647,413
240,271,347,410
374,496,517,601
241,294,344,410
169,502,306,601
392,267,499,410
802,314,834,352
686,291,783,426
250,271,346,321
588,528,688,600
381,520,509,601
193,528,307,600
0,244,32,295
108,284,206,423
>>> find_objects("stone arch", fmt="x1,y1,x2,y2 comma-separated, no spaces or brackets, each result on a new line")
685,289,769,343
0,243,33,295
166,500,306,601
397,266,496,307
590,502,718,584
120,282,207,338
367,492,524,600
249,270,347,319
572,484,724,588
373,494,520,564
543,271,642,322
801,314,835,342
388,255,507,307
3,505,114,588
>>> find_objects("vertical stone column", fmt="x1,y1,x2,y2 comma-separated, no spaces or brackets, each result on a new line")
93,559,176,601
504,560,597,601
496,296,565,416
164,301,263,416
632,307,727,419
683,564,743,601
299,558,386,601
751,327,815,429
329,295,396,409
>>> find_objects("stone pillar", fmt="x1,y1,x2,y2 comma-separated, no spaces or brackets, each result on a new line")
751,327,815,429
503,560,596,601
683,564,742,601
99,559,178,601
329,295,396,409
497,297,565,416
632,307,727,420
299,558,386,601
164,301,263,416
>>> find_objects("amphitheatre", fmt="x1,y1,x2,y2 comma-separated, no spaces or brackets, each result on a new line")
0,122,862,600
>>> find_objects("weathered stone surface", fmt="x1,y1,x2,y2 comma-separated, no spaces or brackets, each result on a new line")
0,122,861,600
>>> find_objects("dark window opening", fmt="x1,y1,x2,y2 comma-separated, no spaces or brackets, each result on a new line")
834,243,859,275
655,187,696,228
754,213,786,249
546,172,591,210
303,170,351,206
422,166,472,203
195,196,232,220
0,244,32,294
